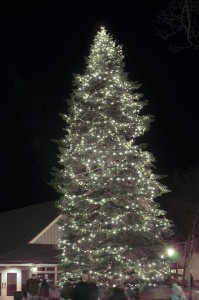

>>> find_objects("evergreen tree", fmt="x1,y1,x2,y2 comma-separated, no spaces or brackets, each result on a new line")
51,27,172,283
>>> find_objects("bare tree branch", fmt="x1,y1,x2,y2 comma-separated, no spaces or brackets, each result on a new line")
154,0,199,52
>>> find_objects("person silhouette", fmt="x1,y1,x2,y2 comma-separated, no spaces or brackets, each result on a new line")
25,274,40,300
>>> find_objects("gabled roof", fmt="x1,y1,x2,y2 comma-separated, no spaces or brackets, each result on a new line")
0,201,59,256
0,244,61,264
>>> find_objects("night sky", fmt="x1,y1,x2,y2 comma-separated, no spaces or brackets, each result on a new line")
1,1,199,212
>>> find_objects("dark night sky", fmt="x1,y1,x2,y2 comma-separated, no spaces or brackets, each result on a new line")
0,1,199,212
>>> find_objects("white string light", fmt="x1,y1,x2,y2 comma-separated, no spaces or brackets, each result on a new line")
51,26,172,285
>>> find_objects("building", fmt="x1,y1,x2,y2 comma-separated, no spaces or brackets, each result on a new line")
0,201,61,300
170,242,199,283
1,201,199,300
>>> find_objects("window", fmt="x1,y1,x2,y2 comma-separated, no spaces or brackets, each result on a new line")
37,267,45,271
7,273,17,296
46,267,55,271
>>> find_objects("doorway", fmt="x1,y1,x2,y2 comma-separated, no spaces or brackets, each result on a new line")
0,269,21,300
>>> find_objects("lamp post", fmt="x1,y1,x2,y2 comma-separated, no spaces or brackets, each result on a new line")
167,247,178,283
167,248,175,258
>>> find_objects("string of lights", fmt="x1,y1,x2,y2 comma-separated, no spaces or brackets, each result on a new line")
51,27,172,285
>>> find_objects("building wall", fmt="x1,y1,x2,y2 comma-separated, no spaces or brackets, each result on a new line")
31,223,60,244
29,216,61,245
178,252,199,280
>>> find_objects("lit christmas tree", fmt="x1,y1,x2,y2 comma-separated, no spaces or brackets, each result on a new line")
51,27,172,284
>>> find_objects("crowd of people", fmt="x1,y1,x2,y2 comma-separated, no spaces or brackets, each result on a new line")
25,274,50,300
59,272,135,300
24,272,138,300
24,272,199,300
